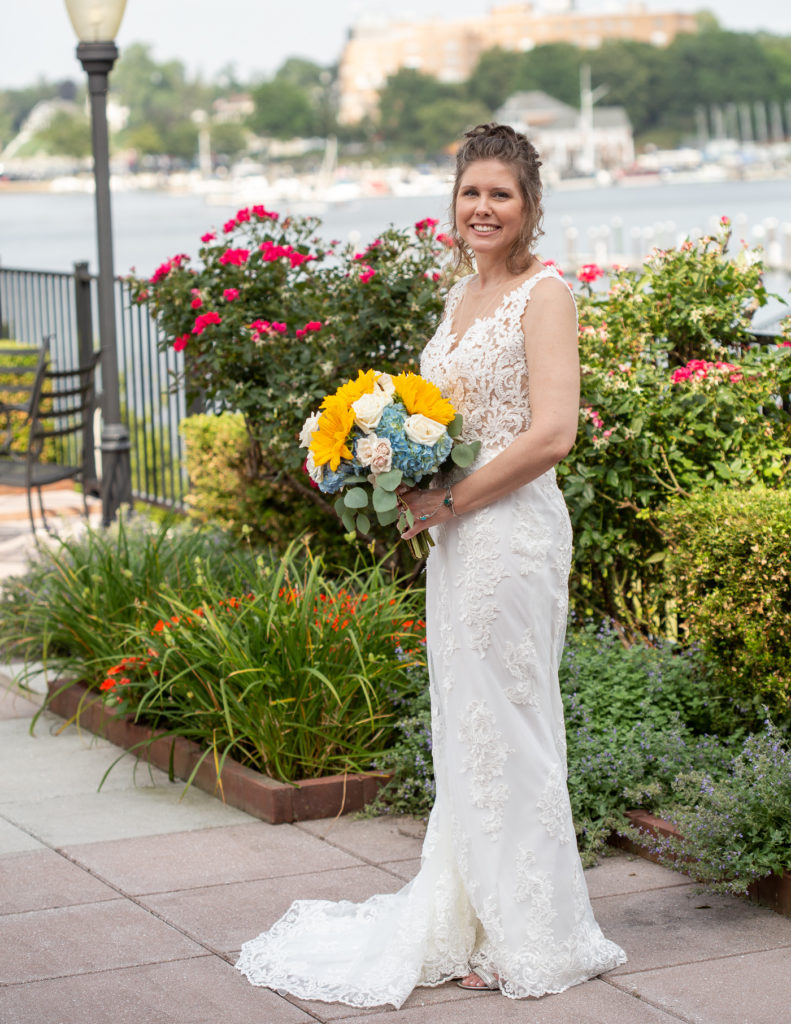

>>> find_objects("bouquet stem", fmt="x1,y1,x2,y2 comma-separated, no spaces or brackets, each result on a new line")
403,531,435,561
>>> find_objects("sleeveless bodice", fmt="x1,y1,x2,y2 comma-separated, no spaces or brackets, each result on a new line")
420,266,565,467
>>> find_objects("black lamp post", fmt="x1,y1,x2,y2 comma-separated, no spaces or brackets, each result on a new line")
65,0,132,525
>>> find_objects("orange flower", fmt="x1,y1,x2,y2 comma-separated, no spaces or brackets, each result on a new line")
392,372,455,425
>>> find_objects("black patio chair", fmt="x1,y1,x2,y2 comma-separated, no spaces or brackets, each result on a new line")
0,344,101,534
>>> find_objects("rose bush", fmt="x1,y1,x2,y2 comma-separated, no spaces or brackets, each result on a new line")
559,222,791,636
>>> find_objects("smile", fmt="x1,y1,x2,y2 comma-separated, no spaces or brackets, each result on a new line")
470,224,500,233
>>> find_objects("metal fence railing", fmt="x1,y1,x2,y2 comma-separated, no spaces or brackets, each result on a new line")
0,262,188,510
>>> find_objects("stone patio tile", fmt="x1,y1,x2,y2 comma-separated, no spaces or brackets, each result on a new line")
0,849,117,913
0,781,254,847
0,956,314,1024
379,857,421,883
330,977,679,1024
0,682,38,720
64,822,361,895
140,864,403,955
0,715,158,802
611,947,791,1024
585,851,692,899
0,900,205,984
592,884,791,974
0,816,46,855
297,815,426,865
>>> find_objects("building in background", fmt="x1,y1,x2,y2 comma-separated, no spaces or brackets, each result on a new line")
496,89,634,176
338,1,697,124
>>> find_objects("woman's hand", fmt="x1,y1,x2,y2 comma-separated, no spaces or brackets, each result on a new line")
398,487,452,540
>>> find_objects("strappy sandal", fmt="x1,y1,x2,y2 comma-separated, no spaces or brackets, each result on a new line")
456,966,500,990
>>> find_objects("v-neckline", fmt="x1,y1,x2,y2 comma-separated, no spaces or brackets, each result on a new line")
445,267,552,354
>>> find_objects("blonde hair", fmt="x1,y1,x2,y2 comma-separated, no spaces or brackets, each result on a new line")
450,123,544,275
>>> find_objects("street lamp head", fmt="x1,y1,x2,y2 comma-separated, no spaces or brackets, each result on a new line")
65,0,127,42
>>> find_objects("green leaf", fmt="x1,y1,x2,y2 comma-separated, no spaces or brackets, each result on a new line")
451,444,476,468
447,414,463,439
334,495,347,518
373,488,398,513
645,550,666,564
356,513,371,534
376,506,399,526
344,486,369,509
375,468,403,490
341,510,355,532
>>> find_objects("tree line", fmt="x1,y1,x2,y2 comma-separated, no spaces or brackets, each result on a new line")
2,23,790,164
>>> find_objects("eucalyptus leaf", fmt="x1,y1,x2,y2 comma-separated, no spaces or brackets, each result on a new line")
341,510,355,532
376,506,399,526
373,488,398,513
334,495,347,518
447,414,463,439
344,486,369,509
451,444,475,468
356,513,371,534
375,468,403,490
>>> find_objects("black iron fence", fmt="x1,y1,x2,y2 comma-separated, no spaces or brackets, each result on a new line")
0,262,189,510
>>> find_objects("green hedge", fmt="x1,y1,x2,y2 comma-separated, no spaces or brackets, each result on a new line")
661,485,791,727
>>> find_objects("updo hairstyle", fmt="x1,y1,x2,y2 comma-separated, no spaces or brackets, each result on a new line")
450,123,544,275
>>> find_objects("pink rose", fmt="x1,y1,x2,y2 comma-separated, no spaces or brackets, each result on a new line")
356,435,393,474
201,231,216,243
223,288,240,301
173,334,189,352
218,248,250,266
192,311,222,335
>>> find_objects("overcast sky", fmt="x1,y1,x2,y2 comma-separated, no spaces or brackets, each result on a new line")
3,0,789,89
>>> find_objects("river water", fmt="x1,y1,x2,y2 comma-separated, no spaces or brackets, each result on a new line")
2,175,790,319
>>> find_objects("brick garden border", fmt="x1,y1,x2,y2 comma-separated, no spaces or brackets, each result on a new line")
616,808,791,918
46,681,390,825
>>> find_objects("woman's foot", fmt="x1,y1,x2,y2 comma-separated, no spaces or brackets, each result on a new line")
456,967,500,990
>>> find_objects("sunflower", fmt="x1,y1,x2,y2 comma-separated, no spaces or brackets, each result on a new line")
392,372,456,425
324,368,378,411
310,396,355,470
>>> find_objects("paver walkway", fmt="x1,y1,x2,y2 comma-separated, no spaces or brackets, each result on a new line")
2,489,791,1023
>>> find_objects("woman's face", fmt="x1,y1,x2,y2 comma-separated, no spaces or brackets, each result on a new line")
454,159,525,263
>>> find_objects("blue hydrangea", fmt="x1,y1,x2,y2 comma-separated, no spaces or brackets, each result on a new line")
375,403,452,483
318,459,355,495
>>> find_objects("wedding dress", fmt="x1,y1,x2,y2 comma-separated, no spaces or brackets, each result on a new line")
235,266,626,1008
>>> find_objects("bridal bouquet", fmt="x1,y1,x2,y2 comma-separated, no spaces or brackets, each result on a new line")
299,369,480,558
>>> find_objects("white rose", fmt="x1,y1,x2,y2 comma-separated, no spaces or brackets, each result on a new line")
375,372,396,397
298,411,321,449
352,389,392,433
305,450,324,484
356,434,393,474
404,413,446,446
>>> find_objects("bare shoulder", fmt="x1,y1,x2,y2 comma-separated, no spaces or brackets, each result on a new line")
522,272,577,337
526,271,577,313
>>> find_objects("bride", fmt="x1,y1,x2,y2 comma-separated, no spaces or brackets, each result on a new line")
236,122,626,1007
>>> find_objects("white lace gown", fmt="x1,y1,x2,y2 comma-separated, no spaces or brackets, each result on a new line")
235,267,626,1007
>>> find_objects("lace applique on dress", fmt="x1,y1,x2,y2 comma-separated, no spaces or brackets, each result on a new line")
514,846,557,941
511,499,553,575
502,628,540,707
456,508,509,656
537,764,573,845
458,700,514,839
